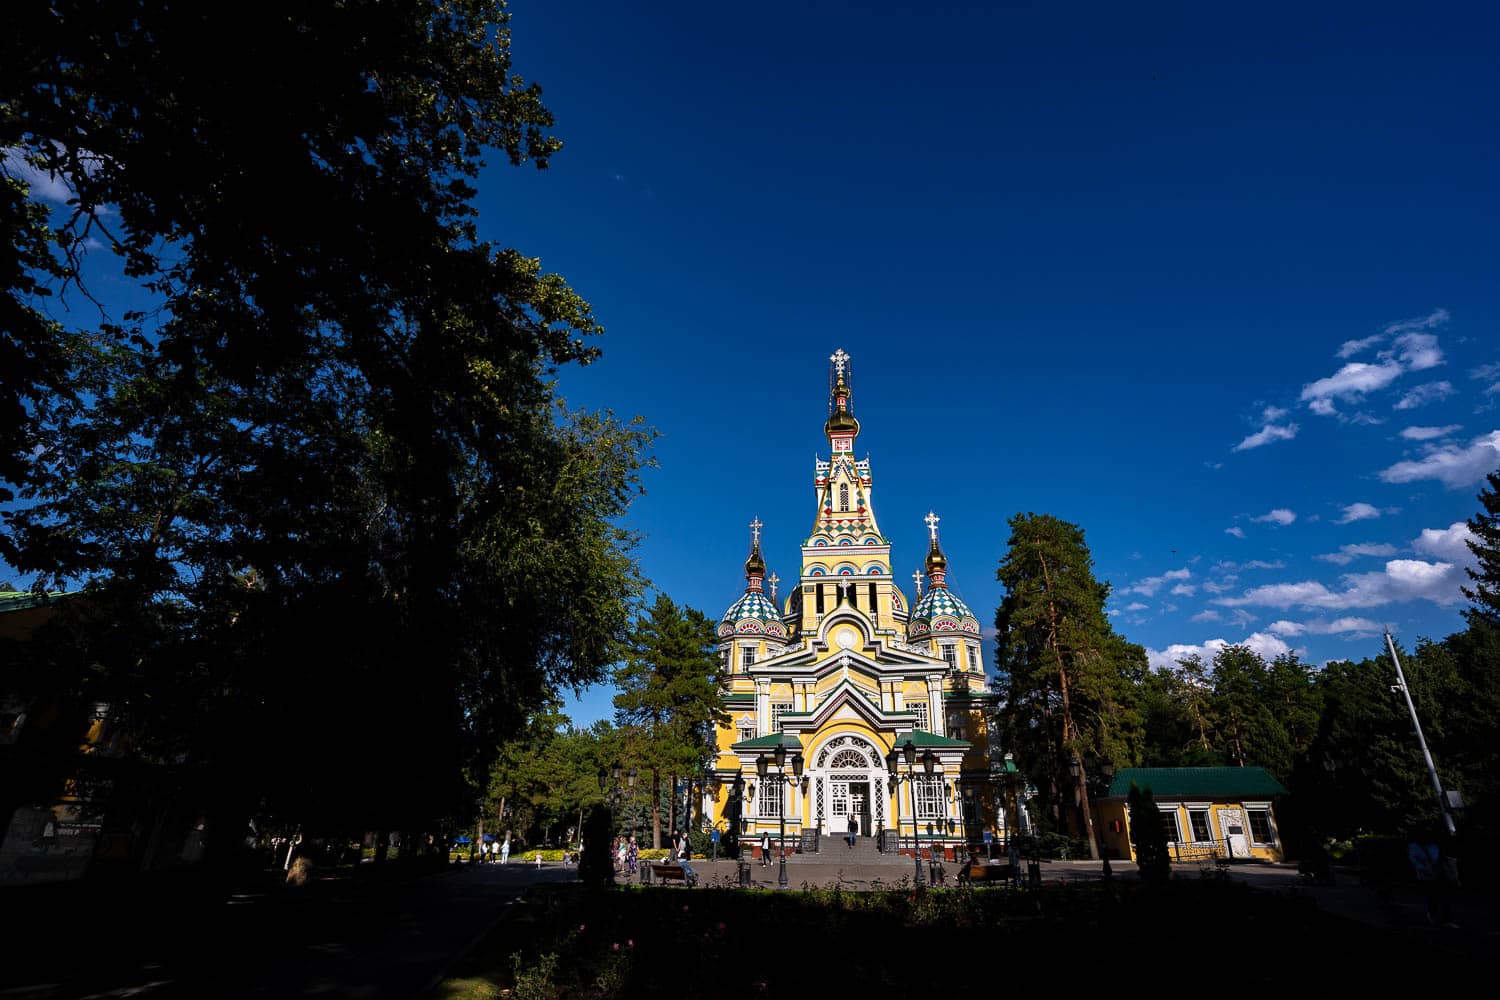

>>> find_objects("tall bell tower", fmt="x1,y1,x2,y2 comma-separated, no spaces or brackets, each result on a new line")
794,349,904,638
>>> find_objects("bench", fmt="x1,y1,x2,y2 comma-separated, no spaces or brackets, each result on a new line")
646,862,698,887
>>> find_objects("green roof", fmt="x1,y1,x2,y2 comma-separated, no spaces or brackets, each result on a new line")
897,729,969,749
0,591,70,614
1107,766,1287,799
730,732,802,751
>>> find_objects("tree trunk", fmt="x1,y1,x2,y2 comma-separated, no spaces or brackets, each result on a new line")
650,769,662,848
668,772,678,837
1035,547,1098,857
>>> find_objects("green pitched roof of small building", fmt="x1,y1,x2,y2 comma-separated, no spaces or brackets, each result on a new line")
1106,766,1287,799
0,591,69,614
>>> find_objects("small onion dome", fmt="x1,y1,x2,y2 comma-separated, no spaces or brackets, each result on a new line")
745,543,766,578
718,590,787,640
924,536,948,574
824,374,860,437
907,586,979,638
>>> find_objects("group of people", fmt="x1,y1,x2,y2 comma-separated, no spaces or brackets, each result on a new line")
476,834,511,864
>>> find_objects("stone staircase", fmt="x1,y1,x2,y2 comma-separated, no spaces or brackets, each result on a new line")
809,835,906,865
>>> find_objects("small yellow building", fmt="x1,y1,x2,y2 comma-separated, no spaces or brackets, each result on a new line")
705,350,1001,859
1096,767,1288,863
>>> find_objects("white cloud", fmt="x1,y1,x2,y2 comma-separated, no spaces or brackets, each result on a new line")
1309,397,1338,416
1108,609,1121,616
1393,333,1445,372
1229,609,1258,628
1234,422,1299,452
2,147,74,203
1393,380,1455,411
1123,601,1149,612
1202,578,1235,594
1214,559,1467,610
1250,508,1297,526
1146,632,1293,671
1262,405,1289,422
1401,424,1462,441
1170,583,1196,597
1335,502,1383,524
1411,521,1477,564
1471,362,1500,382
1267,617,1384,637
1315,542,1399,565
1225,526,1245,539
1301,360,1404,413
1124,568,1191,597
1190,610,1223,623
1379,430,1500,489
1337,334,1384,359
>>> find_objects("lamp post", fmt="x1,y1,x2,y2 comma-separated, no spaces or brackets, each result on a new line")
1070,757,1114,880
626,768,639,845
886,738,929,887
756,745,803,889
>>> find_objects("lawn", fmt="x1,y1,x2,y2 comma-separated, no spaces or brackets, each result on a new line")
437,876,1475,998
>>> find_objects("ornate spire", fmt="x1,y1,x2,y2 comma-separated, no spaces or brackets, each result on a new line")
912,568,924,598
824,348,859,447
923,510,949,584
767,572,779,601
744,516,766,588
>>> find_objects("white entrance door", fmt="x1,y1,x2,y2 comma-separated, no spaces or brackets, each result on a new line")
849,785,867,837
1216,807,1249,857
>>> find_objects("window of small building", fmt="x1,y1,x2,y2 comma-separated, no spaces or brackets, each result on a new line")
1247,809,1274,844
1158,808,1181,843
1188,809,1212,842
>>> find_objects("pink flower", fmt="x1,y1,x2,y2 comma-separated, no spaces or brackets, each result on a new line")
627,939,634,949
579,924,586,932
612,942,620,951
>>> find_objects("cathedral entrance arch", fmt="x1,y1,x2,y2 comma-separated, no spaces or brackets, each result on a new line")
812,734,884,841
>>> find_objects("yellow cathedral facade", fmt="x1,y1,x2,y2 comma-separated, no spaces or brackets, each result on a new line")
707,349,1000,859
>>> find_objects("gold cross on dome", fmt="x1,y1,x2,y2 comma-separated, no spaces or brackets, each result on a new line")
830,348,850,380
767,573,779,600
749,516,763,545
924,511,941,541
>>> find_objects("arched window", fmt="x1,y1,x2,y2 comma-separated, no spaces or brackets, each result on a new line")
830,749,866,770
839,483,850,511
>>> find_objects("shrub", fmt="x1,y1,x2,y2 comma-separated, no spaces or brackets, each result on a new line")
1128,783,1171,884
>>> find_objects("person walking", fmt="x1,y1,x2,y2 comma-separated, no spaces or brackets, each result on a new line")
626,835,639,877
847,813,857,849
1408,833,1457,927
500,833,511,865
759,831,771,867
615,837,627,873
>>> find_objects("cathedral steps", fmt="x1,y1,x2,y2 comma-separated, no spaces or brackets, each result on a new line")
810,835,907,864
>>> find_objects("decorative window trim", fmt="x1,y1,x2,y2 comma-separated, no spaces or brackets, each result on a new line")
915,777,944,819
1245,806,1275,845
740,645,756,671
910,702,929,732
769,701,793,733
940,644,959,670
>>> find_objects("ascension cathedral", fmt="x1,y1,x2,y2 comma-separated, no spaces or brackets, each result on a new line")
708,350,1004,859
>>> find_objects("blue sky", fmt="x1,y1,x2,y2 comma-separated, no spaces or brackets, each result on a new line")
7,2,1499,727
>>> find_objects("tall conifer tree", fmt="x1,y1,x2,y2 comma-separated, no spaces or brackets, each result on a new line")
613,594,726,848
994,513,1145,856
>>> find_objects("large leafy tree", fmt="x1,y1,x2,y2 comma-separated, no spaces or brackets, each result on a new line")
1,1,650,860
993,513,1145,856
613,594,726,848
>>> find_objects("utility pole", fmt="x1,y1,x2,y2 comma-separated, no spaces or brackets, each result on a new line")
1384,632,1457,836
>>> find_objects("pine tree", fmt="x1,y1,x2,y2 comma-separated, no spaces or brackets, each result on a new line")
1463,466,1500,627
994,513,1145,856
613,594,726,848
1127,783,1171,883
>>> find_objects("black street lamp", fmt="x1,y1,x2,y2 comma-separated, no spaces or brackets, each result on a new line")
1070,757,1114,880
886,738,931,887
626,768,639,845
756,745,803,889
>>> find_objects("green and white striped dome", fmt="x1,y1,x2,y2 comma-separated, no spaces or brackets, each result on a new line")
908,587,980,637
719,591,787,640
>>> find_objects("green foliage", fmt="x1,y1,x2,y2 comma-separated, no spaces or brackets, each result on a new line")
1,1,652,845
993,513,1145,836
1464,467,1500,627
1127,783,1171,883
579,804,615,888
612,593,726,845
